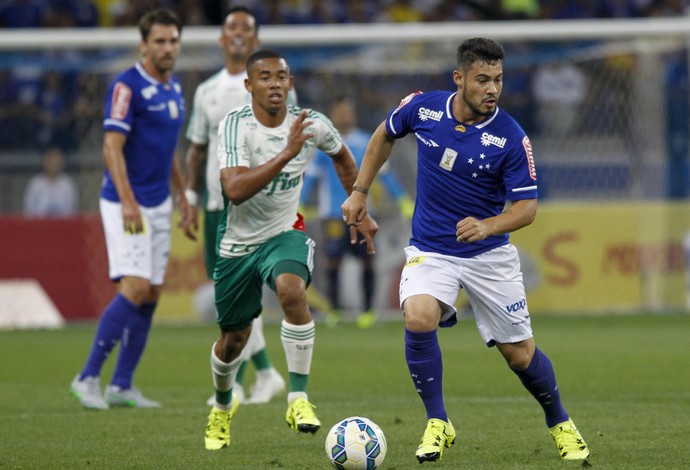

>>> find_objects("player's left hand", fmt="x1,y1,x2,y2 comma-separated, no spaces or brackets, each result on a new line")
178,201,198,241
350,214,379,255
456,216,490,243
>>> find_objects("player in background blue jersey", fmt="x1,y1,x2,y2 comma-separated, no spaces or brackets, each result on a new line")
70,8,196,410
342,38,589,464
301,96,413,328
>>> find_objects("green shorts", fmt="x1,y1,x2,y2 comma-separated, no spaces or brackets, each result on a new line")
204,209,223,279
213,230,314,331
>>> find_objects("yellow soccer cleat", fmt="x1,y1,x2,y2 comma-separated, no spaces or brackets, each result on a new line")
549,418,590,460
285,396,321,434
204,394,239,450
355,309,379,329
416,418,456,463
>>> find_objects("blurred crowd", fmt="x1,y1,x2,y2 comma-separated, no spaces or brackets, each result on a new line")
1,0,689,28
0,0,690,154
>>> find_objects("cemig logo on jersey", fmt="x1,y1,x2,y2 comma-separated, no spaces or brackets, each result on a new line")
480,132,507,148
522,136,537,180
418,107,443,122
111,82,132,120
394,91,422,112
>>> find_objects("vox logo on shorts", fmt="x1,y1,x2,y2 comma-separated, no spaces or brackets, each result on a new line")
405,256,426,267
506,298,526,313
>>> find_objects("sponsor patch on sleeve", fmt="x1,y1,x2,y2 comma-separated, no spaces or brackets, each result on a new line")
522,136,537,180
394,91,422,113
110,82,132,120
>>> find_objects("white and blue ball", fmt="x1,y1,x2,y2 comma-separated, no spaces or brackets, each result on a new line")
325,416,387,470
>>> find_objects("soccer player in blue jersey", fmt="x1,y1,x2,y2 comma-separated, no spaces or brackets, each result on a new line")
70,8,195,410
202,50,378,450
342,38,589,463
302,96,414,328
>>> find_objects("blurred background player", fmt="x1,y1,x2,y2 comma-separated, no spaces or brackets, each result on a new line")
185,6,287,405
70,8,195,410
23,146,78,217
301,96,413,328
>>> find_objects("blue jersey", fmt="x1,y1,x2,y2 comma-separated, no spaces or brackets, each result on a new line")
386,90,537,258
302,128,406,218
101,62,185,207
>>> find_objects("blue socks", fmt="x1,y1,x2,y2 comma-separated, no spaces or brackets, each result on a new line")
111,302,156,389
513,348,569,427
405,329,447,421
80,293,156,390
80,293,137,379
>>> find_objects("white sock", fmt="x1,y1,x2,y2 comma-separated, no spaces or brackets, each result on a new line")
210,342,242,410
280,320,315,375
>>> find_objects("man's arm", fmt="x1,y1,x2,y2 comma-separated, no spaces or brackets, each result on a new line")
184,141,207,204
171,153,197,240
455,198,538,243
221,110,314,205
341,122,396,227
330,143,379,254
103,130,142,234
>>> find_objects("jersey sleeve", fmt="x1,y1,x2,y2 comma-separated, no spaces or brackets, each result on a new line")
311,111,343,156
217,111,250,169
385,91,423,138
503,134,538,201
103,76,136,134
185,85,209,145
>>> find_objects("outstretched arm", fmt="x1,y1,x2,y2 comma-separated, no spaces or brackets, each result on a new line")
341,122,396,227
330,143,379,254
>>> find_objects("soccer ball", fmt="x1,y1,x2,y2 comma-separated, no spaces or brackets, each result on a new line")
325,416,387,470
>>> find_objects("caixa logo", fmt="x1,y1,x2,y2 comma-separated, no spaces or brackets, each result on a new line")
506,298,526,313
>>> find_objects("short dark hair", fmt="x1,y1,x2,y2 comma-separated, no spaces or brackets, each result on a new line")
247,50,286,73
456,38,504,72
224,6,259,35
139,8,182,42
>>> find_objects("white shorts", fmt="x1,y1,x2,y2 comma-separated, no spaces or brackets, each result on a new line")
100,197,173,285
399,244,533,346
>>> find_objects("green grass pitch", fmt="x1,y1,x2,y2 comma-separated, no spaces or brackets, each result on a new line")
1,314,688,469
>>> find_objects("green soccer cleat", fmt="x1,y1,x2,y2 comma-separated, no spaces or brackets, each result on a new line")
204,394,240,450
549,418,590,460
416,418,456,463
104,385,161,408
285,397,321,434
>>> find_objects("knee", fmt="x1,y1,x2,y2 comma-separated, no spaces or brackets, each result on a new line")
403,295,442,332
275,276,307,312
120,277,154,305
403,309,438,332
506,354,531,371
502,343,535,371
217,329,249,362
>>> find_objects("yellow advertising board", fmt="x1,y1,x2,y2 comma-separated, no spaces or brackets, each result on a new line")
156,211,208,321
511,201,689,314
157,202,690,319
